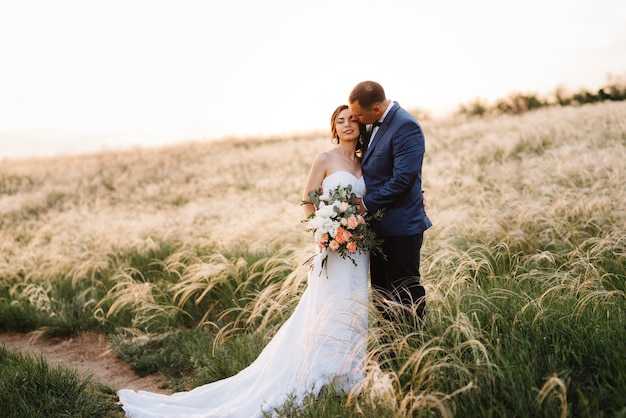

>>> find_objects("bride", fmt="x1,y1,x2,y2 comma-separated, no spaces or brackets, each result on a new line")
118,105,370,417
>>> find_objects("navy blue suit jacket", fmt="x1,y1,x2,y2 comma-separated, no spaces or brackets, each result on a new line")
362,102,432,237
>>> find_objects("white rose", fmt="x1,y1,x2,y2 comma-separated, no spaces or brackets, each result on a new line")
317,205,336,218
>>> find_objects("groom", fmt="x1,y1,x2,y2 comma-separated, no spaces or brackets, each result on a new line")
349,81,432,322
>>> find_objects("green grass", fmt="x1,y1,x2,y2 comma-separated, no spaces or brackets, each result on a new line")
0,346,120,417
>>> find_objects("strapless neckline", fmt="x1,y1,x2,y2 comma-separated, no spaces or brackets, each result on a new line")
325,170,363,181
322,170,366,198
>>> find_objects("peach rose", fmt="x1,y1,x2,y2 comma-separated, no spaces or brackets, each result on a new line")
357,214,366,225
347,241,357,253
334,227,346,244
339,201,350,213
347,214,359,229
329,240,340,251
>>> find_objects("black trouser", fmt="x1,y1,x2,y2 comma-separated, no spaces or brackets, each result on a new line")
370,232,426,320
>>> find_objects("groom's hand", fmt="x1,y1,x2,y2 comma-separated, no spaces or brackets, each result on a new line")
355,197,366,215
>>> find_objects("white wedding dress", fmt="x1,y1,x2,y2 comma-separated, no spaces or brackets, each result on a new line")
118,171,369,417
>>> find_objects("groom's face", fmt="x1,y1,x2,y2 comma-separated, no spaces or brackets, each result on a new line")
349,101,379,125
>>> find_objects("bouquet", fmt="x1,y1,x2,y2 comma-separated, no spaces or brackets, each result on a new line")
302,184,384,268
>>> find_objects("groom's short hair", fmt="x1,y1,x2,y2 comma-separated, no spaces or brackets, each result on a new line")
349,81,386,110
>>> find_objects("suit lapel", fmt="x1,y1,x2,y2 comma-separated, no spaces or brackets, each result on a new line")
362,102,400,164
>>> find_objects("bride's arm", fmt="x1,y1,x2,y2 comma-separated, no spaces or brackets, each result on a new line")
302,152,329,217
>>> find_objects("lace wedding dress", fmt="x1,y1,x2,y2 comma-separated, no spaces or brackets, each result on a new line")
118,171,369,417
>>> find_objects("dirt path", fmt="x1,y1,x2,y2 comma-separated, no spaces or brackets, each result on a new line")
0,331,168,394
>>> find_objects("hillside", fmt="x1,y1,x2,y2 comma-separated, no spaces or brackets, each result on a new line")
2,102,624,277
1,101,625,417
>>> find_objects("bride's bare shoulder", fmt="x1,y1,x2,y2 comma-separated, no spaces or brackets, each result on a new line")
309,149,344,179
312,149,335,167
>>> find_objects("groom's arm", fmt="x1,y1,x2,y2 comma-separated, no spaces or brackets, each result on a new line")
362,121,424,213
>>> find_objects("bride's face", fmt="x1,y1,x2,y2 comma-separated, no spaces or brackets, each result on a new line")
335,109,360,142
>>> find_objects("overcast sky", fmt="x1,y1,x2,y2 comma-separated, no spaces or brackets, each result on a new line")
1,0,625,158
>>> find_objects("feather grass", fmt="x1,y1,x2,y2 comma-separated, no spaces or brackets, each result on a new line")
1,102,625,416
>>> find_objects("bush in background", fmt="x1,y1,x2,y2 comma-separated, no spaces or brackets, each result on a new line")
459,73,626,116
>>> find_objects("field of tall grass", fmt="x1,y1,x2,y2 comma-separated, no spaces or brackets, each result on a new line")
1,101,625,417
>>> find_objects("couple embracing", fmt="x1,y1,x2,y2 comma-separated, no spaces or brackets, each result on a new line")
118,81,432,417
